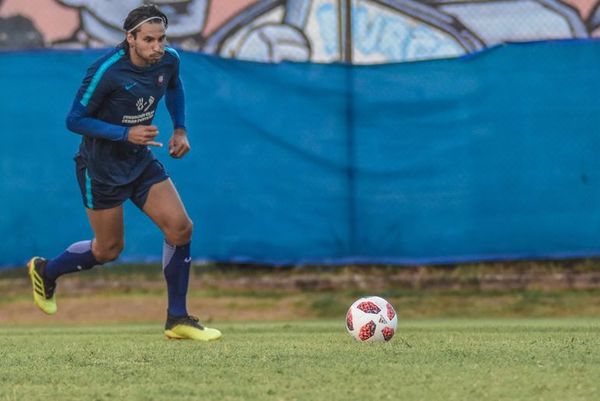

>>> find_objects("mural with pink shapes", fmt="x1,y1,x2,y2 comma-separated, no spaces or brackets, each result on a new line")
1,0,600,63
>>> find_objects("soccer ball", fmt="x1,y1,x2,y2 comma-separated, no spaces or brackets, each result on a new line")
346,296,397,342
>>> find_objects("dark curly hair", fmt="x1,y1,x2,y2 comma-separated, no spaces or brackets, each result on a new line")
120,4,168,48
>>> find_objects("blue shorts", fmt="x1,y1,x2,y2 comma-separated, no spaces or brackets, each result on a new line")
76,158,169,210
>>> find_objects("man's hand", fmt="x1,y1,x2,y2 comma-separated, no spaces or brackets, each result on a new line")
127,125,162,147
168,128,191,158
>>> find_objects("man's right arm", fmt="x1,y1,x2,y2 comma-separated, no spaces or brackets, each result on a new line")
65,61,129,141
66,100,129,141
67,102,161,146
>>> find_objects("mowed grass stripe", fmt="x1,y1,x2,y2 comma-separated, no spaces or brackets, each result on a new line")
0,320,599,401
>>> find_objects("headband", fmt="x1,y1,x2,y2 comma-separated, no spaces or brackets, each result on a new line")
126,16,166,33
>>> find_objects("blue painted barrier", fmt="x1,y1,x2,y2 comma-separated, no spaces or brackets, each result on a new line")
1,40,600,267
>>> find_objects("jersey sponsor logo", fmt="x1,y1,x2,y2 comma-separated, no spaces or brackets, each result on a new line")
122,110,155,124
124,96,156,124
125,82,137,91
136,96,155,112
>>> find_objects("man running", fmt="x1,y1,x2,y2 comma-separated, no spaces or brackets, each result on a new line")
27,4,221,341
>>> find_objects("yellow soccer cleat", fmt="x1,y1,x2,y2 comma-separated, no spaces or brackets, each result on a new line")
27,257,57,315
164,314,222,341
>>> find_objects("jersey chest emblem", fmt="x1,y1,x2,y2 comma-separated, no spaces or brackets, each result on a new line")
136,96,155,112
156,74,165,87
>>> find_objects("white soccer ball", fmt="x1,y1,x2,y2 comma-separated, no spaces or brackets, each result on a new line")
346,296,398,342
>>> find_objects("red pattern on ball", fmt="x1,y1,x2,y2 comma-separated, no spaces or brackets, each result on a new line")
357,301,381,314
382,327,395,341
386,303,396,320
358,321,376,340
346,309,353,331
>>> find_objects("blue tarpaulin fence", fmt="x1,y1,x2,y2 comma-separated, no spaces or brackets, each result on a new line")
1,40,600,267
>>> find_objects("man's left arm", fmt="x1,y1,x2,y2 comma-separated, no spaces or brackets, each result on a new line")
165,75,190,158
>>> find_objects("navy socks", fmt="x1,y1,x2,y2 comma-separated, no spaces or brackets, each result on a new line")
44,240,100,281
163,240,191,317
43,239,191,318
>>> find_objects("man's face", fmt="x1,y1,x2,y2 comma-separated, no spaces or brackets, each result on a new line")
127,22,166,66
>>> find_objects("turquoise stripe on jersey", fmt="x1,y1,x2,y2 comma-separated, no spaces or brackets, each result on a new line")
165,47,179,59
80,49,125,107
85,169,93,209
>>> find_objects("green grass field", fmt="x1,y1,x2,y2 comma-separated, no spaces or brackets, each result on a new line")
1,319,599,401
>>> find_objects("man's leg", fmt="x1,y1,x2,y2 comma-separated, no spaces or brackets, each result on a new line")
28,206,124,315
86,206,126,264
47,206,125,278
143,179,192,317
142,178,221,341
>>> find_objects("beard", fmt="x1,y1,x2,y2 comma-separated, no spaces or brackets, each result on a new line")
134,47,163,66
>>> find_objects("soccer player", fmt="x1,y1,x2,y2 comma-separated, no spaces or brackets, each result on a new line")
27,4,221,342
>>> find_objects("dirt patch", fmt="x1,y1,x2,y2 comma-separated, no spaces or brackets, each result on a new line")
0,294,314,325
3,263,600,325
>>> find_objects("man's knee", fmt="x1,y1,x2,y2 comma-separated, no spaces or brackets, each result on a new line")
166,219,193,246
93,240,124,263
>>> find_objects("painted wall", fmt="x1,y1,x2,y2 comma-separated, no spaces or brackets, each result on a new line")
2,0,600,63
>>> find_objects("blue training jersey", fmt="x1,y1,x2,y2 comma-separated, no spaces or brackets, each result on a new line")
66,44,185,186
